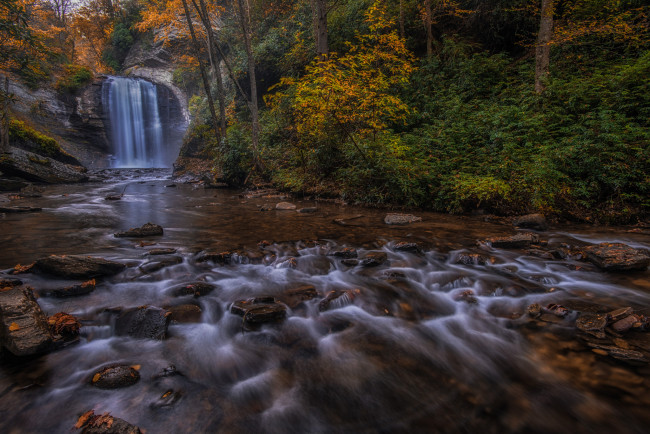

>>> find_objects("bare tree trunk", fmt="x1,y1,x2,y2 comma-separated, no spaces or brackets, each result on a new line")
535,0,554,94
311,0,328,60
236,0,261,169
0,77,9,153
194,0,227,139
399,0,405,39
424,0,433,57
180,0,220,138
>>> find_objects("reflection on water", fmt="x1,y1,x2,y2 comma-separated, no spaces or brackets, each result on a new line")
0,169,649,433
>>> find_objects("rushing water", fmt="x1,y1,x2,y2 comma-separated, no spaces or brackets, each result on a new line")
1,169,649,433
102,78,165,168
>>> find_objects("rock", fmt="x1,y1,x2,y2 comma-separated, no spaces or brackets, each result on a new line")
543,303,571,318
0,206,42,213
48,312,80,339
276,202,297,210
166,304,202,323
146,248,177,256
360,251,388,267
91,365,140,389
527,303,542,318
0,148,88,184
33,255,125,279
484,233,539,249
319,290,357,312
0,278,23,288
454,290,478,304
195,250,239,264
612,315,641,333
607,307,634,322
170,281,216,298
151,365,181,380
393,242,421,253
455,252,493,266
328,247,358,259
576,313,608,339
150,389,182,409
587,343,648,364
43,279,96,297
259,203,273,212
20,184,44,197
583,243,650,272
0,286,53,356
230,297,286,325
104,194,122,201
341,259,359,267
139,256,182,273
74,410,142,434
280,285,318,308
115,306,170,340
384,213,422,225
0,177,28,191
513,214,548,231
298,207,317,213
165,184,177,188
114,223,163,238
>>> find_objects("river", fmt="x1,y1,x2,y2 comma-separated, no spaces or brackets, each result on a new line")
0,169,649,433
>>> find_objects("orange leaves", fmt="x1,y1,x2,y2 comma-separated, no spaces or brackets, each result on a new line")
92,373,101,383
74,410,114,430
48,312,81,337
12,263,34,274
8,322,20,332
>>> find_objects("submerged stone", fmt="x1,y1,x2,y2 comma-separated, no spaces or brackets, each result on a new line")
33,255,125,279
393,242,421,253
115,306,170,340
166,304,202,323
360,251,388,267
384,213,422,225
0,286,53,356
319,290,357,312
455,252,493,266
513,214,548,231
139,256,182,273
280,285,318,308
576,313,607,339
170,281,217,298
583,243,650,272
230,297,286,325
328,247,358,258
484,233,539,249
275,202,296,210
43,279,96,297
114,223,163,238
91,365,140,389
146,248,177,256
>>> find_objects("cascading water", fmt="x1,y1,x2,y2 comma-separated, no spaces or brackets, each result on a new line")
102,77,166,168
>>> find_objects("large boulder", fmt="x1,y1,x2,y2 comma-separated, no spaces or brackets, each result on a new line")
115,306,170,340
0,287,53,356
0,148,88,183
584,243,650,272
114,223,163,238
33,255,126,279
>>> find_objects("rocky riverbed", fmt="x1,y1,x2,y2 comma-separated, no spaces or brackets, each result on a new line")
0,169,649,433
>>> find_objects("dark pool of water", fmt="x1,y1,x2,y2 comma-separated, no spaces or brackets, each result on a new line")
0,169,649,433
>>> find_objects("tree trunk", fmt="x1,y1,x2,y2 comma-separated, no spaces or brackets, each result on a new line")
312,0,328,60
399,0,405,39
424,0,433,57
0,77,9,153
236,0,261,169
180,0,220,138
194,0,227,139
535,0,554,94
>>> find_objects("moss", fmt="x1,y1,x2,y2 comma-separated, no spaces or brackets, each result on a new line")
8,119,71,159
28,155,51,166
55,64,93,94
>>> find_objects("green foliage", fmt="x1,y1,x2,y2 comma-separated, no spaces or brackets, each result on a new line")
8,119,70,159
55,64,93,94
221,124,254,185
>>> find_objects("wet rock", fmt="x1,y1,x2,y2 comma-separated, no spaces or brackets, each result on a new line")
20,185,44,198
319,290,358,312
0,206,42,213
115,306,170,340
607,307,634,322
298,207,317,213
543,303,571,318
0,149,88,184
275,202,296,210
166,304,202,323
527,303,542,318
195,250,233,264
611,315,638,333
360,251,388,267
526,249,554,260
280,285,318,308
150,389,182,409
583,243,650,272
513,214,548,231
341,259,359,267
393,242,421,253
104,194,122,201
91,365,140,389
114,223,163,238
230,297,287,325
74,410,142,434
576,313,608,339
259,203,273,212
484,233,539,249
33,255,125,279
48,312,81,339
43,279,96,297
384,213,422,225
146,248,177,256
151,365,181,380
170,281,216,298
139,256,183,273
0,286,53,356
165,183,177,188
454,290,478,304
587,343,648,364
455,252,493,266
328,247,358,258
0,278,23,288
333,215,364,226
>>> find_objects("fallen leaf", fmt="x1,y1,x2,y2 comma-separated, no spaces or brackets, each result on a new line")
92,373,101,383
131,364,141,371
9,322,20,331
74,410,95,429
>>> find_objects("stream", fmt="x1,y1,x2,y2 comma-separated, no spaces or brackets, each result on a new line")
0,169,649,433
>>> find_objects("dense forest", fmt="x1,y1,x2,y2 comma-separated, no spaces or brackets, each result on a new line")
1,0,649,223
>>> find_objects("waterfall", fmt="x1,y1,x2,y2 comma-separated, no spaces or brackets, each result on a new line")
102,77,165,168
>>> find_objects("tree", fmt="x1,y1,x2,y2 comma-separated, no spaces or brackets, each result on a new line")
535,0,553,94
311,0,328,60
424,0,432,57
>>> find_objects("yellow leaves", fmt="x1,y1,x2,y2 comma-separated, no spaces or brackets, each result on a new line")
74,410,114,430
131,365,141,371
74,410,95,429
92,373,101,383
12,263,34,274
9,322,20,332
48,312,81,336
